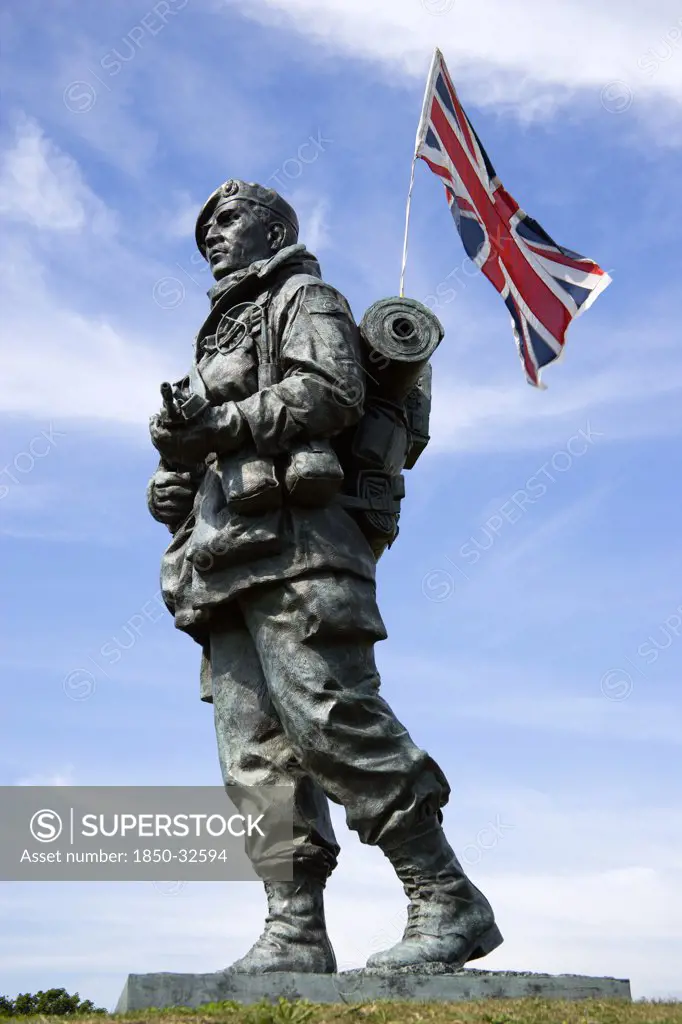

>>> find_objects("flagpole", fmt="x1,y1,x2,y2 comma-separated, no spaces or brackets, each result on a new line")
398,157,418,298
399,47,442,298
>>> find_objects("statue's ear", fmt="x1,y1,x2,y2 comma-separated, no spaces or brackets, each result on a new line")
267,221,287,252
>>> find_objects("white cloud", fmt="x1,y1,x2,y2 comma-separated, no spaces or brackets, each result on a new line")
290,190,330,252
15,765,75,786
236,0,682,122
0,116,116,235
0,127,185,428
0,249,169,426
161,189,201,240
454,692,682,745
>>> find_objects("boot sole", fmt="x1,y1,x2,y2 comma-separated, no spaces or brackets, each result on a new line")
365,923,504,970
466,923,504,962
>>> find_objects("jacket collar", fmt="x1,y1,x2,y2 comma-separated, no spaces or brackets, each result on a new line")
207,243,320,308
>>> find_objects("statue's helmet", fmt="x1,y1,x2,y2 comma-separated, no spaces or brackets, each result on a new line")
195,179,299,258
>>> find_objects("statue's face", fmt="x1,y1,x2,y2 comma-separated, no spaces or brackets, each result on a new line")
203,200,275,280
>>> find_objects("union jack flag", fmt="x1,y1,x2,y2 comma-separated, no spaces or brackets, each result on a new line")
415,49,611,387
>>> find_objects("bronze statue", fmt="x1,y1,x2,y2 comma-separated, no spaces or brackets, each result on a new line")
147,179,502,973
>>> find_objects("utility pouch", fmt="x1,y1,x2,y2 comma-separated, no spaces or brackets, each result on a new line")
217,449,282,516
351,398,410,475
284,439,344,507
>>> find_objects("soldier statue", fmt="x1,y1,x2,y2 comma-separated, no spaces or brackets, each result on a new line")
147,178,502,973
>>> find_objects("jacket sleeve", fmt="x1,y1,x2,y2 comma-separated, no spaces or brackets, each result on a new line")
231,282,366,457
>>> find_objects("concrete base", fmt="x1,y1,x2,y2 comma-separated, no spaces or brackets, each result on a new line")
115,968,632,1010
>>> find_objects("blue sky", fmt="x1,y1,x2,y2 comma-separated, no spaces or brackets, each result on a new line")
1,0,681,1008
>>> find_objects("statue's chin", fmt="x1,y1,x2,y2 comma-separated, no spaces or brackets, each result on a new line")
210,259,240,280
209,244,275,281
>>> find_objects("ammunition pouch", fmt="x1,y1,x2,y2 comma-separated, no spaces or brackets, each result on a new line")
351,398,410,475
283,439,344,507
216,449,282,516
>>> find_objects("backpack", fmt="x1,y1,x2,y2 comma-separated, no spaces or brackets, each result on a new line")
335,297,444,559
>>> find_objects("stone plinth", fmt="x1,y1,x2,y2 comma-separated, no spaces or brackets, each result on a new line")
115,967,631,1011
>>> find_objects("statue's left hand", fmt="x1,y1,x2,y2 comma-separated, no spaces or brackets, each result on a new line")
149,411,214,466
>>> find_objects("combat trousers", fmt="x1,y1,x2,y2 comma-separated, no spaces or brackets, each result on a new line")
208,569,451,883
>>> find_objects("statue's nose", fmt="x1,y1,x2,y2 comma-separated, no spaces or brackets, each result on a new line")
205,220,224,246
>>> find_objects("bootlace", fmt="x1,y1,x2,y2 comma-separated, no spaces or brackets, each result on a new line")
402,878,437,939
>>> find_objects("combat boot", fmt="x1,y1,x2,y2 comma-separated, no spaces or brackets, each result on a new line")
225,871,337,973
366,820,503,969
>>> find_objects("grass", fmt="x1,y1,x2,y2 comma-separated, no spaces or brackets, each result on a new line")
2,999,682,1024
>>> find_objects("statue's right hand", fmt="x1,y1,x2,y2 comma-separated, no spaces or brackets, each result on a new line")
148,468,196,526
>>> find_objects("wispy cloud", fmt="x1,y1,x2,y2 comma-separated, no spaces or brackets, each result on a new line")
160,189,201,240
290,189,330,252
0,287,167,426
0,116,116,235
236,0,682,126
15,766,76,786
453,692,682,744
0,122,176,427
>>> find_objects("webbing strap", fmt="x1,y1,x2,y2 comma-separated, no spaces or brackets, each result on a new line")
336,494,401,514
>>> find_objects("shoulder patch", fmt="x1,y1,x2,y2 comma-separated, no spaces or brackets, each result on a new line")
300,286,353,318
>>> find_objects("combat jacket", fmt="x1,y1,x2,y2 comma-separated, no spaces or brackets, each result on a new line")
152,244,377,641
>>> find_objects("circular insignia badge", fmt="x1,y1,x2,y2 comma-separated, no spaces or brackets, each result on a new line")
214,302,254,354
